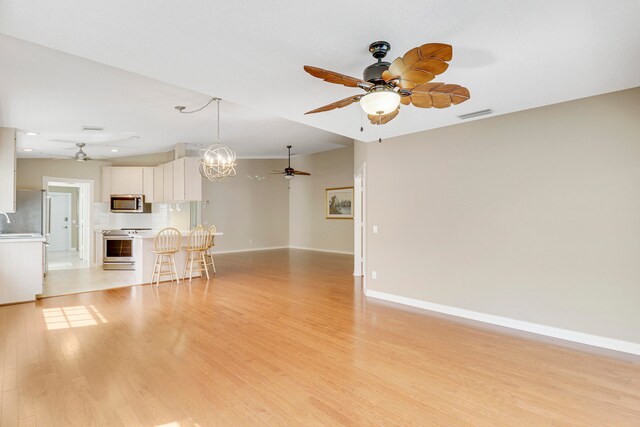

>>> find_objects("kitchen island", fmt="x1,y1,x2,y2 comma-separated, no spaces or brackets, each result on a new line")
0,234,45,304
132,230,223,285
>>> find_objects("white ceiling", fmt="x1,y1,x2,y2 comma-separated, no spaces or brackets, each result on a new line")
1,0,639,154
0,35,351,159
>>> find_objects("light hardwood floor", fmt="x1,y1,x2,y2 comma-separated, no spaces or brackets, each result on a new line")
1,249,639,426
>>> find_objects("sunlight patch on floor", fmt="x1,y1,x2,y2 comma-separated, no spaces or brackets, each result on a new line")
42,305,108,330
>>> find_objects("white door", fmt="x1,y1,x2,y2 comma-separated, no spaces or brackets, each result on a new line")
49,192,72,252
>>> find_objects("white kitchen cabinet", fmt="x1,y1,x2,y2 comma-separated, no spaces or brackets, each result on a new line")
183,157,202,201
163,162,174,202
110,167,144,195
0,128,17,213
143,167,154,202
99,159,201,205
153,165,164,202
101,167,111,203
0,239,44,304
173,158,185,202
169,158,202,203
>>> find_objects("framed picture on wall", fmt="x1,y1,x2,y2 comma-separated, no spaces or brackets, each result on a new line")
325,187,354,219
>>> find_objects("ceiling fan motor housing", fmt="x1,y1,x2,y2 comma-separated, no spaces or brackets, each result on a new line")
363,61,390,83
364,41,391,83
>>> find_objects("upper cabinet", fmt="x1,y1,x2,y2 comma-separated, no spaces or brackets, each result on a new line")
163,159,202,203
142,167,154,203
181,157,202,202
110,167,143,195
153,165,164,203
0,128,17,213
162,162,174,202
101,158,202,204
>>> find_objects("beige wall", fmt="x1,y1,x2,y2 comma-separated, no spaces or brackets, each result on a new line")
200,158,289,252
289,147,354,253
363,87,640,344
16,151,174,201
48,186,79,248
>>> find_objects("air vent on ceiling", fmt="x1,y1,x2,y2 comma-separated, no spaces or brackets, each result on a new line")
458,109,493,120
81,126,104,132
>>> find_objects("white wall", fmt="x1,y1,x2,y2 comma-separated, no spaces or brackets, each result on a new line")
289,147,354,254
362,87,640,347
200,158,289,252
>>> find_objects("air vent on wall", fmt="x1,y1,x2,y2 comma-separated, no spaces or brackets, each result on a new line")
81,125,104,132
458,109,493,120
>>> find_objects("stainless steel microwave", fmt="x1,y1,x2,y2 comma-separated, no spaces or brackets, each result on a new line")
110,195,152,213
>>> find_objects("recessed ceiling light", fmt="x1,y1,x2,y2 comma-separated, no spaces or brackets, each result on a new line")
129,135,140,140
25,132,39,136
23,148,33,152
111,148,119,152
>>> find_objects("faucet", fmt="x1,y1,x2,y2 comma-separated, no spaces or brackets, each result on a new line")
0,212,10,224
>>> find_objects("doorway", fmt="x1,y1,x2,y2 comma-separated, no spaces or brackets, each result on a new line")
43,177,93,271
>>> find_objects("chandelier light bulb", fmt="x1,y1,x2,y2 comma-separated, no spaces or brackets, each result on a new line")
360,88,401,116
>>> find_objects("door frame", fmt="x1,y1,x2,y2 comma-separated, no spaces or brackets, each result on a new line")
48,191,72,251
354,163,366,286
43,176,94,262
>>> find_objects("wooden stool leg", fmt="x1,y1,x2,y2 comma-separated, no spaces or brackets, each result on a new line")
158,255,165,286
189,251,195,281
151,254,158,284
171,254,180,284
183,251,189,281
201,252,210,280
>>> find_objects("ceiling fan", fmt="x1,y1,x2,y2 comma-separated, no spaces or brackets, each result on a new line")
47,143,108,161
272,145,310,180
304,41,470,125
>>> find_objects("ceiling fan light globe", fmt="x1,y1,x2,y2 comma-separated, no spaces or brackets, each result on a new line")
284,174,294,180
360,89,400,116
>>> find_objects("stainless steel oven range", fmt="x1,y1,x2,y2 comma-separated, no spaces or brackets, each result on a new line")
102,228,151,270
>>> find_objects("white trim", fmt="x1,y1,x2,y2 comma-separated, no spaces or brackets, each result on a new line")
288,246,354,255
213,246,355,255
364,289,640,356
214,246,290,255
43,176,94,265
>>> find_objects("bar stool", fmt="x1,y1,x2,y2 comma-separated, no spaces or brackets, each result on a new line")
151,227,181,286
203,224,217,274
183,226,211,281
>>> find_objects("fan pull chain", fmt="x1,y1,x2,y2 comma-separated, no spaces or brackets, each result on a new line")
360,108,364,132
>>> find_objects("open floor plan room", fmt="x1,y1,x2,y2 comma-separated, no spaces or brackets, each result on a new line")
2,250,640,426
1,1,640,425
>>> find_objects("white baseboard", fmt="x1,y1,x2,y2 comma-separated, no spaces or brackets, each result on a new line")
289,246,354,255
365,289,640,356
214,246,289,254
214,246,354,255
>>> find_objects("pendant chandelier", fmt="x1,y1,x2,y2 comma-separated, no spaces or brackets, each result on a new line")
175,97,237,182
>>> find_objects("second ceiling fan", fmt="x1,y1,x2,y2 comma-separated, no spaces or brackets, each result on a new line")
304,41,470,125
272,145,310,180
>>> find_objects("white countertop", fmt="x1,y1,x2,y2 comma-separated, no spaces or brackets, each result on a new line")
0,233,46,243
132,230,223,239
